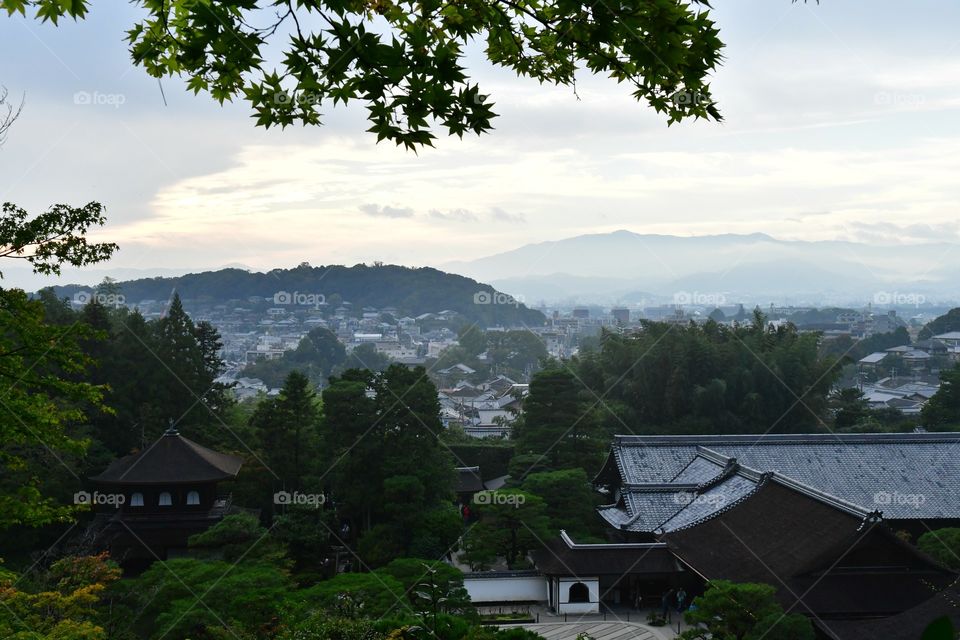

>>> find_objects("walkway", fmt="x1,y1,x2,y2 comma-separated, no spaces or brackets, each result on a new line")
515,621,674,640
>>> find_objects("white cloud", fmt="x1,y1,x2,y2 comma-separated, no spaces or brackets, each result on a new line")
360,203,414,218
429,208,479,223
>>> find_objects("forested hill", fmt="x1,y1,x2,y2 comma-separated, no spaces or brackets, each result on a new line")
47,263,546,326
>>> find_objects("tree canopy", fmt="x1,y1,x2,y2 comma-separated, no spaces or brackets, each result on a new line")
920,307,960,340
922,364,960,431
0,202,117,528
3,0,723,149
574,315,840,435
681,580,815,640
917,528,960,571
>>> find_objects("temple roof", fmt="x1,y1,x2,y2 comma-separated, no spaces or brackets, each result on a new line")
90,429,243,485
597,433,960,521
662,480,955,619
531,531,682,576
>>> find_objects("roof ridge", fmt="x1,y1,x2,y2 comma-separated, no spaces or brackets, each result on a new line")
624,482,700,491
656,473,769,535
178,435,241,474
560,530,668,550
90,432,242,484
667,448,725,482
612,432,960,445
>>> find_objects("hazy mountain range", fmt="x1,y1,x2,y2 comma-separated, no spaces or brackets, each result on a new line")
20,231,960,309
443,231,960,306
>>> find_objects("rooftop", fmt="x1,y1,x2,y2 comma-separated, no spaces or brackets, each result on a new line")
90,429,243,485
598,433,960,522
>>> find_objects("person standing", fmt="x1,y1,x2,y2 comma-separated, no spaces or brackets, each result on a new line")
675,587,688,613
661,589,674,622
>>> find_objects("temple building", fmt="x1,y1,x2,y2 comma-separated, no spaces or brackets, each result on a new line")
87,427,243,571
530,531,688,614
595,432,960,539
589,432,960,635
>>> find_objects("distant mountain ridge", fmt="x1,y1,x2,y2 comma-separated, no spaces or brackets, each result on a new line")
47,264,545,327
443,230,960,305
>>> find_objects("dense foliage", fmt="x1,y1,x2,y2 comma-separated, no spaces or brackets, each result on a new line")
323,365,460,564
245,327,347,387
920,308,960,340
819,326,910,362
3,0,723,148
917,528,960,571
36,292,231,456
511,366,605,478
0,553,121,639
575,312,841,434
462,489,550,570
0,201,116,528
681,580,815,640
922,364,960,430
435,326,548,382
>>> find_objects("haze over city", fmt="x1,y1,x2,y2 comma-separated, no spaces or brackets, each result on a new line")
4,1,960,292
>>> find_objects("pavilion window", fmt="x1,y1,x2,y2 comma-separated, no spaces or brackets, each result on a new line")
159,492,173,506
186,490,200,505
569,582,589,603
131,492,144,507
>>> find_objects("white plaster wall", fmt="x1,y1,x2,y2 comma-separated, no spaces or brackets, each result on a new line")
556,577,600,614
464,576,547,603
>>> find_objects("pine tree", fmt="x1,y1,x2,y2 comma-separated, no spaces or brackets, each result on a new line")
512,367,603,477
251,371,321,490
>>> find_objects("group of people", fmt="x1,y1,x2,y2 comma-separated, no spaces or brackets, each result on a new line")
660,587,688,621
634,587,688,621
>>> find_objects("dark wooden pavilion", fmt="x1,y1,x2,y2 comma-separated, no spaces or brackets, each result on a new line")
88,427,243,569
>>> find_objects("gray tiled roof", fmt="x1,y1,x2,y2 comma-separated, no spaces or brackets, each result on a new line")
600,464,761,534
605,433,960,521
658,474,759,532
670,455,726,484
622,491,686,530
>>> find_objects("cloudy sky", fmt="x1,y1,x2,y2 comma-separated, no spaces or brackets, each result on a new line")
3,1,960,289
